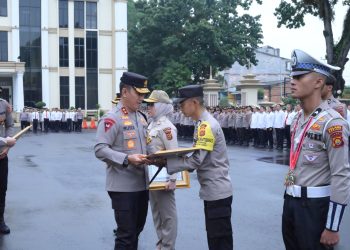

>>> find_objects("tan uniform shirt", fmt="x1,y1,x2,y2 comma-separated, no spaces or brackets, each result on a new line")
0,99,14,148
147,116,178,180
166,110,233,201
235,112,243,128
244,111,252,129
221,113,229,128
290,101,350,205
94,102,149,192
327,95,347,119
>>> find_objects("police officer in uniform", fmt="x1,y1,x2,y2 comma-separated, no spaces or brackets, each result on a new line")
94,72,151,250
282,49,350,250
0,91,16,234
163,85,233,250
321,76,347,119
145,90,178,250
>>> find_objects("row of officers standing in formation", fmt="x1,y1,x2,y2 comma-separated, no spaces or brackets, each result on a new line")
170,94,347,151
94,49,350,250
19,107,85,133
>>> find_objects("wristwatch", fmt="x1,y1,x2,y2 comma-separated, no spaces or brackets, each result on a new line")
123,155,129,167
169,179,176,183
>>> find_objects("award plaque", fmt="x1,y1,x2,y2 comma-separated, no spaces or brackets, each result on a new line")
148,165,191,191
146,147,198,159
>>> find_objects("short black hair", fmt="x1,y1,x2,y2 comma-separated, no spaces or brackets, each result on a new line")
119,83,132,94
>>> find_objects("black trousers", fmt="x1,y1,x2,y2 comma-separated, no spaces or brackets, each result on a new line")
33,119,38,133
236,128,243,144
257,129,266,146
266,128,273,148
282,194,331,250
54,120,60,132
204,196,233,250
275,128,284,149
222,128,229,142
77,119,82,132
44,118,50,132
67,119,72,132
0,157,8,215
251,129,258,146
285,125,291,149
20,121,26,130
108,191,149,250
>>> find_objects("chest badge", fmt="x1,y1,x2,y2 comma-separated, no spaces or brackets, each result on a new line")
305,155,318,162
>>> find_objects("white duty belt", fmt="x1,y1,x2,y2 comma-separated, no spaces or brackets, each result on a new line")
286,185,331,198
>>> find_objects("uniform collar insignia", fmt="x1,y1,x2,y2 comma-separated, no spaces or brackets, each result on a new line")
121,107,128,115
312,108,322,117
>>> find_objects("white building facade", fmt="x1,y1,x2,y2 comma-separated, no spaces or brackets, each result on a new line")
223,46,291,87
0,0,127,111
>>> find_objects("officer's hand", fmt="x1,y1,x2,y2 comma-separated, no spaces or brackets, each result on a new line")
5,137,16,147
6,104,12,113
320,229,339,248
165,180,176,191
128,154,149,166
151,158,167,167
0,147,9,159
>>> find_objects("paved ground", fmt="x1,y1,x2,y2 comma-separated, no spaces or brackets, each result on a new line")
0,130,349,250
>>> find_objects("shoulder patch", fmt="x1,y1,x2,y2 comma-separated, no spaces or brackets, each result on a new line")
335,105,345,117
331,132,344,148
163,127,173,140
195,121,215,151
327,125,342,135
104,118,116,132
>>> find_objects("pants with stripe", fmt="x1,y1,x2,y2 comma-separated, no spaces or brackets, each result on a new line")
282,194,331,250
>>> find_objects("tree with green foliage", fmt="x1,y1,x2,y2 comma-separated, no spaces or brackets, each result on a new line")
219,96,230,107
274,0,350,93
35,101,46,109
282,96,299,106
128,0,263,94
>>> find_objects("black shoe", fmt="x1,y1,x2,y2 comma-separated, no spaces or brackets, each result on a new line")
0,221,10,234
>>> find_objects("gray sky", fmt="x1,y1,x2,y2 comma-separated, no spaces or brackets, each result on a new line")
245,1,350,85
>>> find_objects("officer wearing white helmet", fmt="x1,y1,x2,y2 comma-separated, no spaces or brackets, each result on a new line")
282,49,350,249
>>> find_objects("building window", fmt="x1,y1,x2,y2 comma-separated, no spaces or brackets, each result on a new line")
86,31,97,69
0,0,7,17
74,38,84,67
59,0,68,28
87,70,98,109
75,77,85,109
74,1,84,29
60,77,69,109
20,0,42,105
86,31,98,109
86,2,97,29
59,37,69,67
0,31,8,61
